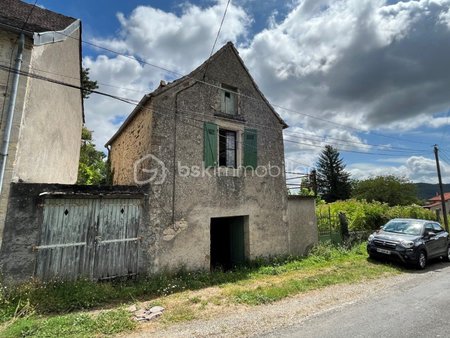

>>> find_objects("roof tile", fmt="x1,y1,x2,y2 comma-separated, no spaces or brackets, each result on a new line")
0,0,76,33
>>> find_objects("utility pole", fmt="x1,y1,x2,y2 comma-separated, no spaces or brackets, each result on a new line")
434,145,449,231
310,169,317,197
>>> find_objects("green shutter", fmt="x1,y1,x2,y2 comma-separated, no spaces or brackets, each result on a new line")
204,122,217,167
243,128,257,168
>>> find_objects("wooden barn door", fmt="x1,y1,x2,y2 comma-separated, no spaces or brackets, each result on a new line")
93,198,141,280
35,197,141,281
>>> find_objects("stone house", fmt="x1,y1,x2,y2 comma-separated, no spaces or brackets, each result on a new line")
107,42,314,273
424,193,450,220
0,1,83,247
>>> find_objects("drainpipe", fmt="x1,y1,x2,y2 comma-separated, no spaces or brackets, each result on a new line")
0,33,25,194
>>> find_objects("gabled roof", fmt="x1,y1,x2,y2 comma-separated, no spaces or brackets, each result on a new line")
424,201,441,209
429,193,450,202
106,42,288,146
0,0,76,33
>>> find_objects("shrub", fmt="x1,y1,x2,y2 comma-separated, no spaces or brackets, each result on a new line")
317,199,435,231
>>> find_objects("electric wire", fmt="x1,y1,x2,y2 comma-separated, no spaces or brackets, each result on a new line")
0,19,432,147
0,63,430,159
0,58,431,155
208,0,231,60
0,0,38,128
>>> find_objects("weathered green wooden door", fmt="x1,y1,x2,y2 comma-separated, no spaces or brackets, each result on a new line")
230,218,245,267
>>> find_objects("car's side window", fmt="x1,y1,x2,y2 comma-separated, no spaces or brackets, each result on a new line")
424,224,434,233
432,223,444,233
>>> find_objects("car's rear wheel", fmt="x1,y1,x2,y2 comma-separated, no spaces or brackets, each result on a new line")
417,250,427,269
445,246,450,262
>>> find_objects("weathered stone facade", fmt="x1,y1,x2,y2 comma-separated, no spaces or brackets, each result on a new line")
108,43,291,273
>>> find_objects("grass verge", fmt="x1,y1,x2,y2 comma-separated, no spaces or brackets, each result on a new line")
1,309,135,338
0,242,403,336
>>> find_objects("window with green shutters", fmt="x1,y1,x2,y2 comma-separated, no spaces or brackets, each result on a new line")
204,124,258,169
243,128,257,168
204,122,218,167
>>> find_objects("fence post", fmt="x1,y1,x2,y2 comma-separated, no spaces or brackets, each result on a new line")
339,212,349,242
435,209,440,222
328,206,332,238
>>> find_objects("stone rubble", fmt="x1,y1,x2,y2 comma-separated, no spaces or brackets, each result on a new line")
132,305,165,322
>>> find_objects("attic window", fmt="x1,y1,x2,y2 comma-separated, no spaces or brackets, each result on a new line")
221,84,238,115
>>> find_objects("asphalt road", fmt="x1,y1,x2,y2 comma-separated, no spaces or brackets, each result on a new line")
259,262,450,338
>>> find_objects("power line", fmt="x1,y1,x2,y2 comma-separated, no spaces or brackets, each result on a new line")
0,0,38,128
208,0,231,60
0,57,428,154
283,136,418,157
203,0,231,79
149,98,427,154
283,130,428,154
0,60,147,95
0,19,431,147
286,176,308,180
0,63,430,159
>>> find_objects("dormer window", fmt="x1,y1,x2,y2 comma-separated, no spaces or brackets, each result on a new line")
221,84,238,115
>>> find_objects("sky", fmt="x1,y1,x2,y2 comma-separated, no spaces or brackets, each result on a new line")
25,0,450,184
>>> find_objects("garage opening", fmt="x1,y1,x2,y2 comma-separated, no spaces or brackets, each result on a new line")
210,216,247,270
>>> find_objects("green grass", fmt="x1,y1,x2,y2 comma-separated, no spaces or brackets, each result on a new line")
1,309,135,338
230,242,400,305
232,260,395,305
0,242,403,337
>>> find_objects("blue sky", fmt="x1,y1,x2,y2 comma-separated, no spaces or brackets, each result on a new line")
25,0,450,183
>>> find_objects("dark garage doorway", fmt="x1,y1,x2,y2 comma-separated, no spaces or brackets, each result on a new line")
210,216,247,270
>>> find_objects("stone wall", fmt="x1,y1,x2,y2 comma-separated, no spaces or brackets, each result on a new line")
0,183,149,283
109,101,154,185
110,44,291,274
287,196,318,256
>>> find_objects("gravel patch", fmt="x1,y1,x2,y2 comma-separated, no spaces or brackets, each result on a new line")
125,269,436,338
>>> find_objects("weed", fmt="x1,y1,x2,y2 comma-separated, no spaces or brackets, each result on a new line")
0,241,402,336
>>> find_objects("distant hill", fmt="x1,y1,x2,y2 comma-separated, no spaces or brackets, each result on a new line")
414,183,450,201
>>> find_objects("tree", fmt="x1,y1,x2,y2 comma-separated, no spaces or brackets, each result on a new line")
77,68,109,184
316,145,351,202
81,67,98,99
77,127,109,185
352,175,419,206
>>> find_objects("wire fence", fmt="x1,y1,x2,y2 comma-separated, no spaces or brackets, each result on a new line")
317,207,372,245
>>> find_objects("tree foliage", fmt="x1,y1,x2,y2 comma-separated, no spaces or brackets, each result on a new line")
317,199,435,231
81,68,98,99
352,175,418,206
77,127,109,185
316,145,351,203
77,68,108,185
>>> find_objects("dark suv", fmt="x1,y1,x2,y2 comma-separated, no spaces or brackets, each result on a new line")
367,218,450,269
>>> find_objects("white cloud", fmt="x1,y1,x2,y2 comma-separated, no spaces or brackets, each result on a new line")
83,0,251,148
82,0,450,183
83,55,152,148
240,0,450,132
348,155,450,183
